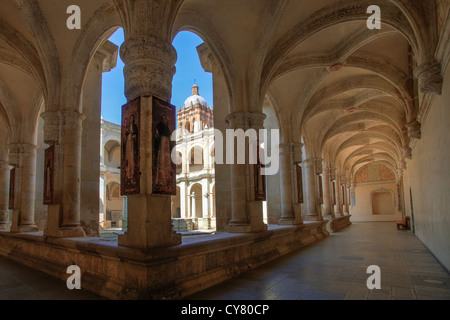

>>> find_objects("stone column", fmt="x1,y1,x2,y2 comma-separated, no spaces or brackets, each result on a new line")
99,175,106,228
321,164,332,218
0,160,11,229
41,110,86,237
226,112,267,233
333,170,343,217
9,143,39,232
190,192,196,219
117,33,181,249
304,159,322,221
342,176,349,215
79,41,118,236
209,189,214,218
278,143,302,225
61,112,86,233
186,187,191,218
179,180,186,218
226,112,249,232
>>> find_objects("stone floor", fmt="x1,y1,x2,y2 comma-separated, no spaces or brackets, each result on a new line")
186,222,450,300
0,222,449,300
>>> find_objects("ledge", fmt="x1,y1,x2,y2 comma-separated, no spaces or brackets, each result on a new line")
325,215,352,233
0,221,329,300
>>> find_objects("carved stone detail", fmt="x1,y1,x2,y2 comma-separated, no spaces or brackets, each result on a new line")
225,112,266,130
59,110,86,130
401,147,412,160
41,112,60,145
414,59,443,95
406,120,422,140
120,36,177,101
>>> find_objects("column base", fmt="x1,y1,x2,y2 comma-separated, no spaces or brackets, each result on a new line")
0,223,10,230
10,224,39,233
44,226,86,238
10,210,39,232
303,214,323,222
227,223,253,233
117,194,181,249
278,217,302,225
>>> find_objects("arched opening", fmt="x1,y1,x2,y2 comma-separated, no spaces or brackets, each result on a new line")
189,183,203,221
170,30,216,234
99,27,125,235
189,146,204,171
104,140,121,169
171,186,181,218
105,181,124,229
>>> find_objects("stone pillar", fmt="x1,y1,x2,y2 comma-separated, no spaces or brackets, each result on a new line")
304,159,322,221
99,175,106,228
9,143,39,232
191,192,196,218
226,112,248,231
179,180,186,218
0,160,11,229
321,164,332,218
186,187,191,218
342,176,349,215
79,41,118,236
116,31,181,249
42,110,86,237
226,112,267,233
278,143,302,225
209,189,214,218
334,170,343,217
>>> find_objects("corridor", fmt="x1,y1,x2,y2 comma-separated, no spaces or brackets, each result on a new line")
1,222,449,300
187,222,450,300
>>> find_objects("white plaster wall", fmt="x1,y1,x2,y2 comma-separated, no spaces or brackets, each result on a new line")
350,182,402,222
403,64,450,271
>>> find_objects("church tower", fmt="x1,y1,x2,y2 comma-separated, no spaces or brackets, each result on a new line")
177,84,214,133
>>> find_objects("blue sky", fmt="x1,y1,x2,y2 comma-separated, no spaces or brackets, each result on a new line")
101,29,213,125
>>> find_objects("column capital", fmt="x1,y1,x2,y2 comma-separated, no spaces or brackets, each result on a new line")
247,112,266,129
225,112,248,129
225,111,267,130
414,59,443,95
8,143,38,166
59,110,86,130
120,35,177,101
41,111,60,145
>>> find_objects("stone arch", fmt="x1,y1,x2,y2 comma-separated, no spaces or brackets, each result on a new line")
104,139,121,169
261,0,420,94
172,10,235,104
189,183,203,219
188,145,204,167
105,181,124,228
67,3,122,114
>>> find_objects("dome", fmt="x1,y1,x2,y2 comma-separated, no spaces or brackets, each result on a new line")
183,84,208,108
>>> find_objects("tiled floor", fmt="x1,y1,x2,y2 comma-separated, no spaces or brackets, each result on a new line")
0,255,103,300
1,222,449,300
186,222,450,300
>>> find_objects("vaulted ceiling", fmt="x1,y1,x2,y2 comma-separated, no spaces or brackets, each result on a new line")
0,0,448,182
